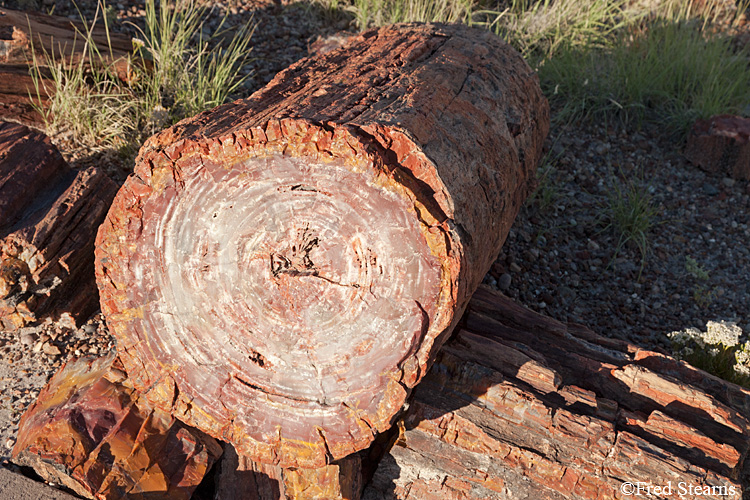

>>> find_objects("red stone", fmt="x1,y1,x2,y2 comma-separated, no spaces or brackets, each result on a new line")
12,354,222,500
685,114,750,180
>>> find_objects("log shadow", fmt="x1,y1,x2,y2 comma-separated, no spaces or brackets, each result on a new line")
191,442,281,500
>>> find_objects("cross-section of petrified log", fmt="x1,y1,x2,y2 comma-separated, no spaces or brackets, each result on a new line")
95,22,549,468
12,353,223,500
362,286,748,499
0,121,117,329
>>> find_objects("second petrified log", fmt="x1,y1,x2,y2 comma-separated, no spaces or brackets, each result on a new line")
363,286,750,499
0,121,117,329
95,22,549,468
685,114,750,180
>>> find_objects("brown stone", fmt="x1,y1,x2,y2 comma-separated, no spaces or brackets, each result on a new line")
95,22,549,468
0,122,117,330
12,353,222,500
685,114,750,180
362,286,747,499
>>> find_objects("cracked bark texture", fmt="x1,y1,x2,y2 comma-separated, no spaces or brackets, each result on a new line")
12,354,222,500
362,286,750,499
95,22,549,468
0,121,117,329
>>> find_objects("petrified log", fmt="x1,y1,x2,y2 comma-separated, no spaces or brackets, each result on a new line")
12,353,223,500
0,121,117,329
0,7,134,125
685,114,750,180
95,22,549,468
363,286,749,499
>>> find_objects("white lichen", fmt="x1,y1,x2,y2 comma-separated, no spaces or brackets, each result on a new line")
669,321,749,383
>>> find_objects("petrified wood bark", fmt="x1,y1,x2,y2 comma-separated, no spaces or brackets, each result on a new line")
685,114,750,180
363,285,749,499
0,7,134,125
95,22,549,468
12,353,223,500
0,122,117,329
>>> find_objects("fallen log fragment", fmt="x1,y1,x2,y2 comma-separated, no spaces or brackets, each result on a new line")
12,353,223,500
362,286,749,499
95,22,549,467
0,121,117,329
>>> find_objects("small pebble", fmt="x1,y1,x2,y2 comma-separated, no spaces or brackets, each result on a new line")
498,273,512,291
702,183,720,196
559,286,576,303
42,343,61,357
19,332,36,346
509,262,522,273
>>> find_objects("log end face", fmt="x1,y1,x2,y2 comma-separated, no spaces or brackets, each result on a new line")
96,122,451,467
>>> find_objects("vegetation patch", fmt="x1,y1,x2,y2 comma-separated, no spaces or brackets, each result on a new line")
670,321,750,388
30,0,254,156
540,18,750,137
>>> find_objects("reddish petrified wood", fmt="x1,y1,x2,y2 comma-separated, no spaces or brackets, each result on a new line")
0,7,134,125
0,122,117,329
214,444,362,500
362,286,749,499
95,22,549,467
12,353,223,500
685,114,750,180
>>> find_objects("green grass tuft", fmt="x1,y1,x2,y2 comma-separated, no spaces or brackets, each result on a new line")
348,0,474,29
599,174,659,275
539,18,750,138
477,0,628,59
132,0,255,123
30,0,255,154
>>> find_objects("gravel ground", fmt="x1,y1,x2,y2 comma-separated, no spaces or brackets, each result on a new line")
496,123,750,352
1,0,749,487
